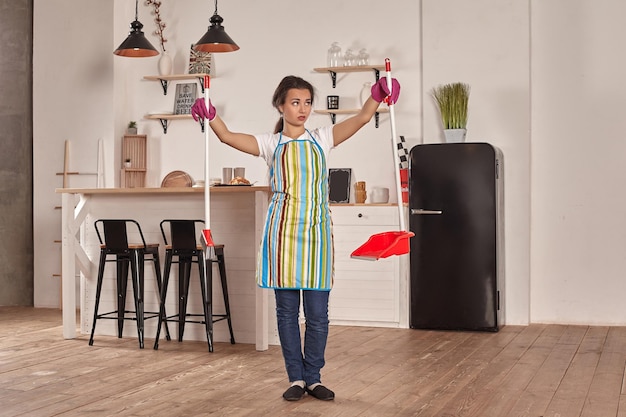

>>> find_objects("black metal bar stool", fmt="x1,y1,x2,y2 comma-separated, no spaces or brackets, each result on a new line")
89,219,170,349
153,219,235,352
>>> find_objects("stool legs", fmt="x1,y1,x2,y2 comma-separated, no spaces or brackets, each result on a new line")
154,245,234,352
130,250,145,348
154,249,173,350
116,257,130,338
216,250,235,344
201,248,236,352
89,248,108,346
90,249,164,349
150,250,171,342
178,255,193,342
200,253,214,352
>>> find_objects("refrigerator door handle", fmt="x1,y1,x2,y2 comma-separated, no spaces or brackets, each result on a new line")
411,209,443,215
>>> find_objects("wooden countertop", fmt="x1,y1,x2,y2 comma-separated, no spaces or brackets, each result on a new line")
54,187,400,206
55,186,270,194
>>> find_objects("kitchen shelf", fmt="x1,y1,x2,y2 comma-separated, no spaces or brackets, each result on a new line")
143,73,210,95
313,65,385,88
145,114,199,134
314,108,389,127
143,74,209,133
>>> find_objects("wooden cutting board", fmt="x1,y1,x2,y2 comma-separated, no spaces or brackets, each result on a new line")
161,170,193,187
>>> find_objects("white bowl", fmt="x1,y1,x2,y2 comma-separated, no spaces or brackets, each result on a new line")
370,187,389,204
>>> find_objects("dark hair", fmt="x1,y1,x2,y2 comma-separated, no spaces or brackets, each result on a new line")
272,76,315,134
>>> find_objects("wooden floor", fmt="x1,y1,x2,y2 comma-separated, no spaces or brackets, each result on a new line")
1,308,626,417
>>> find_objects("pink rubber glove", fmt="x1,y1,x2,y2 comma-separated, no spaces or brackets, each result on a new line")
191,98,216,122
370,78,401,104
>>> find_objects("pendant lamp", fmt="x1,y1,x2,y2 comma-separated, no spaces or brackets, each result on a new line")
114,0,159,57
194,0,240,53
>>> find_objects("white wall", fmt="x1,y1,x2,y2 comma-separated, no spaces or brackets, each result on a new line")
33,0,626,327
530,1,626,325
33,0,115,307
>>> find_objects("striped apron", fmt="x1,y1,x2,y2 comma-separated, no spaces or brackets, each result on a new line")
256,130,334,290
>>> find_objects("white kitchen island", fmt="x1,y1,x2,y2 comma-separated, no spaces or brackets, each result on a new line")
57,186,275,350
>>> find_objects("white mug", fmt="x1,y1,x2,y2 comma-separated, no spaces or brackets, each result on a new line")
222,167,233,184
234,167,245,179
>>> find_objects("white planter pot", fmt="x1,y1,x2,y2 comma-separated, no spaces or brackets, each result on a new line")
444,128,467,143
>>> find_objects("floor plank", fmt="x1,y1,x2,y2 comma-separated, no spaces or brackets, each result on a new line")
3,307,626,416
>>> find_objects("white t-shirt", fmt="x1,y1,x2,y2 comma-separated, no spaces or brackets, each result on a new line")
254,125,335,166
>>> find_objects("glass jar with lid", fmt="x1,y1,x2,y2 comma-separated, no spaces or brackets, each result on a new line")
343,49,355,67
357,49,370,66
327,42,342,67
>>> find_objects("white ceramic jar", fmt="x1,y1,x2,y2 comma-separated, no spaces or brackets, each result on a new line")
370,187,389,204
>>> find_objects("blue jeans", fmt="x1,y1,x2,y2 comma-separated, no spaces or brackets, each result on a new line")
274,289,330,385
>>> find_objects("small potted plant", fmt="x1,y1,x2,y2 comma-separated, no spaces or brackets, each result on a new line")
432,82,470,143
127,121,138,135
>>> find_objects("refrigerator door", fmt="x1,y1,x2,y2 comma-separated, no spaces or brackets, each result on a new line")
409,143,501,331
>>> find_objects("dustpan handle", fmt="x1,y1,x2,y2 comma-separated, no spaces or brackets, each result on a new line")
204,75,211,229
385,59,406,231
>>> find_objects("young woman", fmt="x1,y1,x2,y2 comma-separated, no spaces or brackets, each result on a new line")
191,75,400,401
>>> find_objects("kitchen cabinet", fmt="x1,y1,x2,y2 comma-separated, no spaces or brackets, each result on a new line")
120,134,147,188
313,65,388,127
330,204,408,327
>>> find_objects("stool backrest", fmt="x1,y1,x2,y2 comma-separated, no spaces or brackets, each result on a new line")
95,219,146,252
160,219,205,251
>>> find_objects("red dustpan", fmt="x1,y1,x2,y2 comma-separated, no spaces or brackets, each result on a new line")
351,59,414,260
350,231,413,260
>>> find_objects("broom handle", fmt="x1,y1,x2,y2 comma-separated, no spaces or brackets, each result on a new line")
204,75,211,229
385,59,406,231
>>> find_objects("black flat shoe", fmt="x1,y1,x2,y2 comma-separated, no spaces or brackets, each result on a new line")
283,385,306,401
306,385,335,401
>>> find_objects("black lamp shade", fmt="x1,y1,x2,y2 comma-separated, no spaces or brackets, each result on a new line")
114,20,159,57
194,14,239,53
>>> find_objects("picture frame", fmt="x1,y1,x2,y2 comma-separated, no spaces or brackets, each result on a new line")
173,83,198,115
188,44,213,75
329,168,352,203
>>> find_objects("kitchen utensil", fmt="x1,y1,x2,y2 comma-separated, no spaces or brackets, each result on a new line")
355,190,367,204
161,170,193,187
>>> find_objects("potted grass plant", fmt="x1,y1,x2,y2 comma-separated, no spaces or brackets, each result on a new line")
432,82,470,143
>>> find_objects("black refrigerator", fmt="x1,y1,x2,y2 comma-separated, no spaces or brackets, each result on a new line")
409,143,503,332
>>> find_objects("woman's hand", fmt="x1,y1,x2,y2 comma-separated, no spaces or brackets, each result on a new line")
191,98,216,122
370,78,401,104
332,77,401,146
